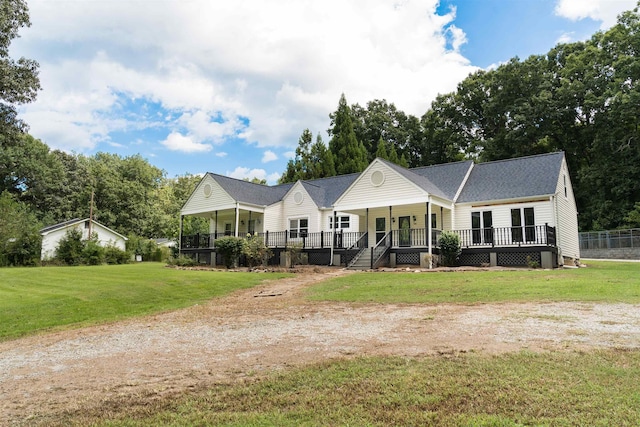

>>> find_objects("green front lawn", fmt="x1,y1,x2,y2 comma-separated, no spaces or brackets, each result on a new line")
0,263,290,341
307,261,640,304
54,349,640,426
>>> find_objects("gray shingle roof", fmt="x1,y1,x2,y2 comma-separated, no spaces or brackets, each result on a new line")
456,152,565,203
410,160,474,200
301,173,360,208
209,174,294,206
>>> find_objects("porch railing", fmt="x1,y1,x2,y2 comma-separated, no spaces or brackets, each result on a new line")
454,224,556,248
391,228,441,248
181,225,557,251
181,230,367,250
371,231,392,269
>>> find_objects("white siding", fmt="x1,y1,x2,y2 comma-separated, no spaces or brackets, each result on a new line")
182,175,235,215
455,201,554,230
41,221,127,260
264,202,283,232
320,211,359,232
335,161,428,211
281,182,322,232
554,159,580,260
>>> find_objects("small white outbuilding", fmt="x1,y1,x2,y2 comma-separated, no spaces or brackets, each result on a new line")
40,218,128,261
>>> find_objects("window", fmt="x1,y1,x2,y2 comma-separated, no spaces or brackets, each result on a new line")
329,216,350,230
563,174,568,198
471,211,493,244
511,207,535,243
431,213,437,229
289,218,308,238
224,222,233,236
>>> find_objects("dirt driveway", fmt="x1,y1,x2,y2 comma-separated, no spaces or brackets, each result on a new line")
1,267,640,425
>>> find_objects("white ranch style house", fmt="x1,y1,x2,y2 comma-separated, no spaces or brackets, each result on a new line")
180,152,580,269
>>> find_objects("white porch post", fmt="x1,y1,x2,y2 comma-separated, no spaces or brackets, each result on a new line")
178,215,183,252
330,209,335,265
234,202,240,237
427,198,433,269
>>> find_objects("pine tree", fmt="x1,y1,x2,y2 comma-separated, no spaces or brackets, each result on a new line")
328,94,369,175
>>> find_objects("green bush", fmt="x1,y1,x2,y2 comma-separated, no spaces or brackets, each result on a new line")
167,255,197,267
243,234,271,267
104,244,131,265
0,192,42,267
55,228,85,266
215,236,245,268
82,239,105,265
438,231,461,267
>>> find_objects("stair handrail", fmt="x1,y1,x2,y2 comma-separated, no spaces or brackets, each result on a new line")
370,231,392,269
346,232,368,251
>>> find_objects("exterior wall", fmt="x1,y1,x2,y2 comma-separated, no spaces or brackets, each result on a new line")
281,182,322,232
182,175,235,216
320,211,359,233
41,222,127,260
335,161,428,210
455,200,554,230
554,159,581,261
263,202,283,233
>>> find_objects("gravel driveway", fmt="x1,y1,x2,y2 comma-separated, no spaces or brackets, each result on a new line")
1,267,639,425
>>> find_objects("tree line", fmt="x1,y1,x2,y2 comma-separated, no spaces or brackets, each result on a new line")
281,4,640,232
3,1,640,266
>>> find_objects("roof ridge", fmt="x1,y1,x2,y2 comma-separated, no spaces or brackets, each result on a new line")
410,159,473,171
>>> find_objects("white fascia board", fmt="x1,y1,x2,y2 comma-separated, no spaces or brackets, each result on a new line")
181,203,238,215
455,194,556,208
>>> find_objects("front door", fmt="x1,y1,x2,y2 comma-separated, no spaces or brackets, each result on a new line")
399,216,411,246
375,217,386,244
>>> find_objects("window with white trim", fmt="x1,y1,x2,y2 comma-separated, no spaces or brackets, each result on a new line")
329,216,350,230
289,218,308,238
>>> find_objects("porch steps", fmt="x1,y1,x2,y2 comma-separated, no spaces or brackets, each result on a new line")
348,249,372,270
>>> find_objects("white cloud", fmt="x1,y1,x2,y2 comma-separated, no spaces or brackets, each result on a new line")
262,150,278,163
215,152,228,158
15,0,476,156
161,132,212,153
227,167,268,181
555,0,636,28
556,32,575,45
267,172,281,184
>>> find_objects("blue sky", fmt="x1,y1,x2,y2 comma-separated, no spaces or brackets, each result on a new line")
12,0,636,183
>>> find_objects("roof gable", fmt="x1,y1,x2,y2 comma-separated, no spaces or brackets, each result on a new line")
456,152,565,203
40,218,128,240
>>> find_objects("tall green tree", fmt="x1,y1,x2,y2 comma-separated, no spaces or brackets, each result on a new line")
280,129,335,183
328,94,368,175
375,138,408,167
0,191,41,266
0,0,40,138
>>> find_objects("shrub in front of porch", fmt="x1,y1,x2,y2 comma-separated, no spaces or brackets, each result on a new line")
214,236,245,269
439,231,461,267
244,234,272,268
